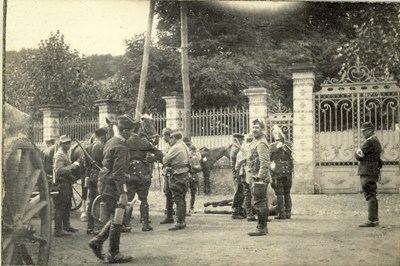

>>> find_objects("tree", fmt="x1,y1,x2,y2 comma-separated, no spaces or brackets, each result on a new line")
5,31,97,119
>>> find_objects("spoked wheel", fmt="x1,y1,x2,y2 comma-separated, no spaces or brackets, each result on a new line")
2,137,52,265
71,180,83,212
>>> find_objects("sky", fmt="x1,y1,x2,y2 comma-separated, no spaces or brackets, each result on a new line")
5,0,295,56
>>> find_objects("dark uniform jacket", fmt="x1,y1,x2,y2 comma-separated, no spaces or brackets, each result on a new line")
270,141,293,176
246,135,271,183
355,135,383,176
126,134,163,182
230,142,241,178
99,136,129,198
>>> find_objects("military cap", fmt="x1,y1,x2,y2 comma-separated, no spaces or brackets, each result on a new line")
94,127,108,137
170,129,183,139
117,115,135,130
190,145,197,151
59,135,72,144
183,137,191,145
232,133,245,139
361,122,374,131
45,138,56,146
162,127,173,136
252,118,265,129
272,125,285,140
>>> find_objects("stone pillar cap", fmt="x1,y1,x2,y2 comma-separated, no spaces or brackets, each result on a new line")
39,105,64,111
288,62,316,72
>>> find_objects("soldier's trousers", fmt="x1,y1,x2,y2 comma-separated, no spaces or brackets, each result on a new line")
95,194,123,256
87,180,98,230
188,176,199,210
169,173,190,224
271,174,292,216
360,175,379,222
243,181,253,216
163,174,174,218
203,170,211,194
232,176,245,213
126,178,152,224
250,179,269,229
53,182,72,232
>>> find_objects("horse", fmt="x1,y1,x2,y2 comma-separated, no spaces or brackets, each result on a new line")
199,145,232,194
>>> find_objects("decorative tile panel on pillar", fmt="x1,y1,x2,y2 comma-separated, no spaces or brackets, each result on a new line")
162,95,184,131
243,87,269,130
40,105,64,143
94,99,121,128
289,63,316,194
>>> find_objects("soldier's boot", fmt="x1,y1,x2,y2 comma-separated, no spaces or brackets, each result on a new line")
231,206,245,219
360,198,379,227
122,205,133,232
274,194,286,219
248,208,268,236
107,223,132,263
62,209,78,232
160,198,174,224
141,202,153,232
89,220,111,260
54,210,71,237
176,200,186,225
284,193,292,219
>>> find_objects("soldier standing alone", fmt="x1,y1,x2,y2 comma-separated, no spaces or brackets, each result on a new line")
355,122,383,227
270,125,293,219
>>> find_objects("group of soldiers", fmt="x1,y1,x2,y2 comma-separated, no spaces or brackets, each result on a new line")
228,119,294,236
44,114,383,263
45,115,205,263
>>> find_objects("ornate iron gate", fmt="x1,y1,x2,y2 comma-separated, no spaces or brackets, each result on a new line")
314,60,400,193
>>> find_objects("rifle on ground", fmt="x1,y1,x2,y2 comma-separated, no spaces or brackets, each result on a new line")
203,199,232,208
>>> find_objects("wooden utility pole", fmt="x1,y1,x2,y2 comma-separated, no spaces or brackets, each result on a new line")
180,1,191,138
135,0,155,121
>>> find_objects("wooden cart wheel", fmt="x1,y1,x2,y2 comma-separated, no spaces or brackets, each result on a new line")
2,137,52,265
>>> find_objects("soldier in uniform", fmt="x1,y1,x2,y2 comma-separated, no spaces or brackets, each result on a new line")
246,119,271,236
160,127,176,225
230,133,245,219
355,122,383,227
125,131,163,232
53,135,81,237
200,147,212,194
85,128,108,235
183,137,202,215
88,116,134,264
162,130,191,231
270,125,293,219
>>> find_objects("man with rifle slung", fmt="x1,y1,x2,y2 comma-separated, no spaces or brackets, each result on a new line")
88,116,134,264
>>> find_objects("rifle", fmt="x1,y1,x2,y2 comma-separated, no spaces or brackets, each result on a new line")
203,199,232,208
74,138,101,171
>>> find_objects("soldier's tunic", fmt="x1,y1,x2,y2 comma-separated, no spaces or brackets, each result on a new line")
53,148,78,232
163,140,190,225
230,141,245,216
270,141,293,218
126,134,163,227
246,134,271,230
355,135,382,222
86,139,105,231
235,142,253,217
200,148,212,194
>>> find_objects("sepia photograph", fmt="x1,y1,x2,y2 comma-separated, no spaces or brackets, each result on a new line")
2,0,400,265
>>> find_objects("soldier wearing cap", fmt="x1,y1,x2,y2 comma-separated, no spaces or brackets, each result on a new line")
89,115,134,263
161,129,191,230
270,125,293,220
53,135,81,237
199,146,212,194
230,133,246,219
85,127,108,235
355,122,383,228
183,137,202,215
247,119,271,236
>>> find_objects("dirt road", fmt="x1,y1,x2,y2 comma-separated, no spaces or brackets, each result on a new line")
49,192,400,266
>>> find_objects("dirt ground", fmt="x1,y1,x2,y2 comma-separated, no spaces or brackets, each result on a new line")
49,192,400,266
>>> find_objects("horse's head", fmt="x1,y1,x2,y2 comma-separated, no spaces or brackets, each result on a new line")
137,114,159,146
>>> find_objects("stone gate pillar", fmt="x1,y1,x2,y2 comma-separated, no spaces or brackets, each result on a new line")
40,105,64,143
162,95,184,130
94,99,121,128
289,63,316,193
243,87,269,130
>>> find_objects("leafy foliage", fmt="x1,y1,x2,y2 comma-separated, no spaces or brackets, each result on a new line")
5,31,98,119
